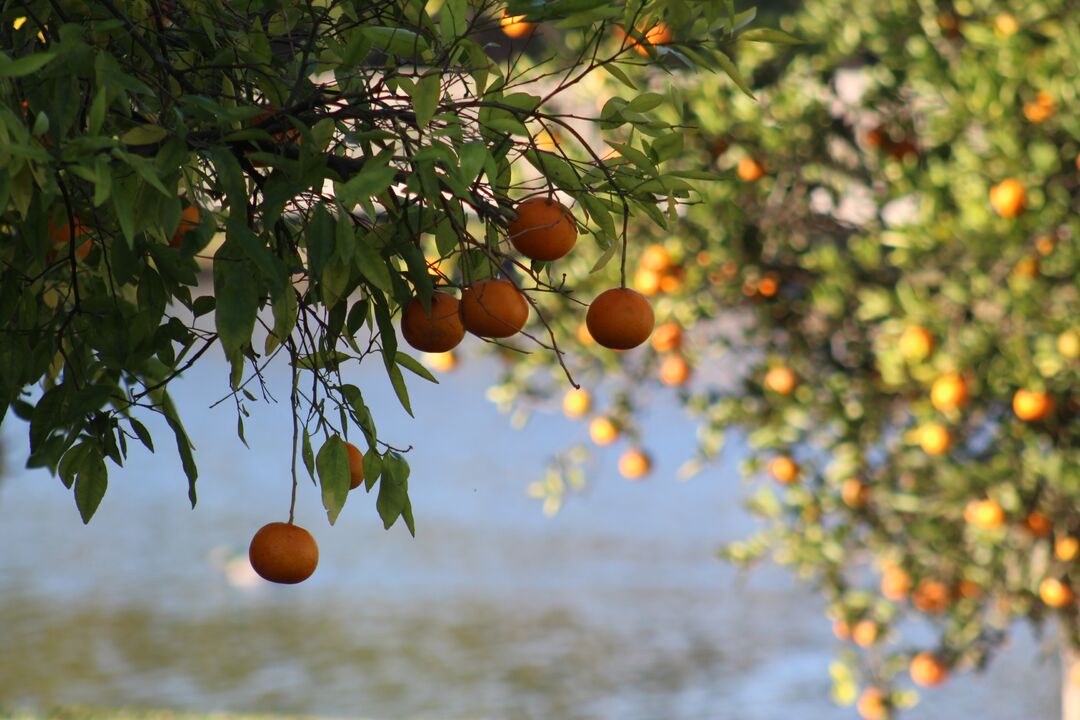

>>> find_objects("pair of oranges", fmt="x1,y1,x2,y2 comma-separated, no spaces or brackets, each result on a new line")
249,442,367,585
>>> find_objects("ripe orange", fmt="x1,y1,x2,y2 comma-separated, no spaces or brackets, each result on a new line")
618,449,652,480
1039,577,1075,608
899,325,934,362
251,105,303,163
865,126,887,149
757,273,779,297
562,388,592,419
623,22,672,56
769,456,799,485
248,521,319,584
460,279,529,338
910,652,949,687
918,423,951,455
881,564,912,601
47,218,91,262
737,157,765,182
651,322,683,353
1023,511,1052,538
586,287,655,350
658,354,691,386
956,580,983,599
1012,257,1039,279
640,244,673,272
764,366,798,395
842,479,870,509
345,441,365,490
1035,235,1057,256
170,204,201,247
633,267,662,296
989,178,1026,218
424,351,458,372
832,619,852,641
658,270,683,294
589,416,619,445
852,619,880,647
964,499,1005,529
507,197,577,261
500,12,535,37
1055,537,1080,562
930,374,968,412
856,688,888,720
912,579,950,614
401,292,466,352
1013,389,1054,422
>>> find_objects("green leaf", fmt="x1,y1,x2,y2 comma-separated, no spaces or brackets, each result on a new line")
386,363,414,417
354,231,393,293
129,418,155,452
159,391,198,507
410,74,441,129
316,435,351,525
120,124,169,146
212,239,259,362
376,452,415,535
396,352,438,383
301,427,316,482
74,447,107,524
715,51,756,99
59,442,94,490
739,28,803,44
265,287,298,355
362,26,430,56
0,51,56,78
627,93,665,113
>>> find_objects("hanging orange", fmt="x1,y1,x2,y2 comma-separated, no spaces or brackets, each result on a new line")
401,292,466,352
507,197,577,261
585,287,654,350
460,279,529,338
248,522,319,584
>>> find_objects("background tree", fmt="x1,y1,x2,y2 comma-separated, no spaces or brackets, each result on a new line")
0,0,785,579
487,0,1080,717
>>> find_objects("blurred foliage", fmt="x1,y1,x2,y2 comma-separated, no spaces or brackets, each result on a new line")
0,0,785,532
486,0,1079,716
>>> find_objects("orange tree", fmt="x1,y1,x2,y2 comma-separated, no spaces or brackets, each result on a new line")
0,0,789,578
484,0,1080,717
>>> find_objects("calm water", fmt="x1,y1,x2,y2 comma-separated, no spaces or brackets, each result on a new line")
0,339,1061,719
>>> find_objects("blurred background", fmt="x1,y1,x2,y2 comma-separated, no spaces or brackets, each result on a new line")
0,343,1061,719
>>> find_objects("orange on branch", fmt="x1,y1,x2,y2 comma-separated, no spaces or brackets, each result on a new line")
586,288,655,350
852,619,880,647
562,388,592,419
345,442,365,490
47,218,91,261
930,373,968,412
1040,578,1075,608
651,322,684,353
964,499,1005,530
500,12,535,38
842,479,870,509
640,244,673,272
618,449,652,480
658,354,691,387
248,522,318,584
401,292,466,353
737,157,765,182
1055,537,1080,562
589,416,619,446
507,197,577,261
769,456,799,485
918,423,951,455
989,178,1026,218
622,22,672,56
832,619,852,641
633,267,662,296
881,564,912,601
1012,389,1054,422
910,652,949,687
856,688,888,720
764,366,798,395
912,579,950,614
460,279,529,338
1058,330,1080,359
170,204,201,247
898,325,934,362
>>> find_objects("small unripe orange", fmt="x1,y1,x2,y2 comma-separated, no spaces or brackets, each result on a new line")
651,322,684,353
965,499,1005,529
737,157,765,182
881,564,912,601
898,325,934,362
640,244,673,272
842,479,870,509
852,619,880,647
1055,537,1080,562
562,388,592,419
658,354,692,387
918,423,952,455
589,417,619,446
856,688,888,720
